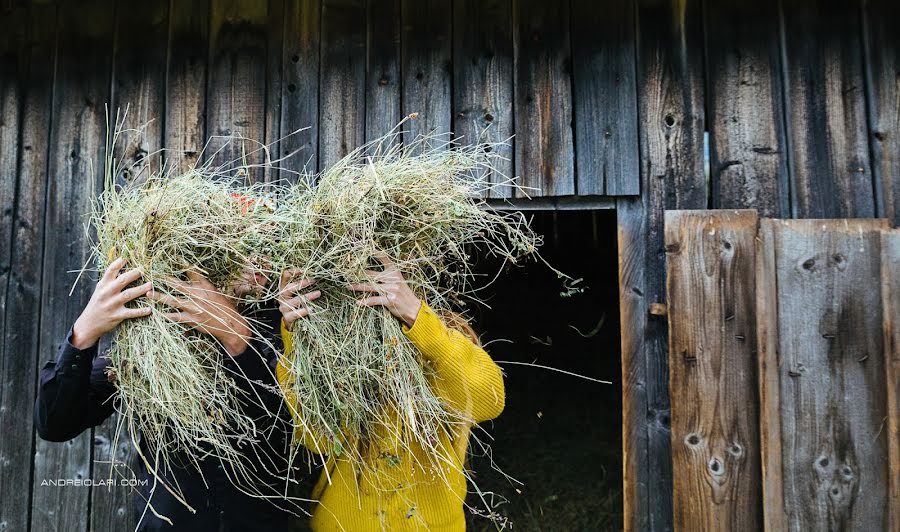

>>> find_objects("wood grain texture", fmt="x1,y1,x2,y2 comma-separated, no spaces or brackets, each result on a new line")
705,0,789,217
862,0,900,227
512,0,574,197
31,2,114,532
0,6,52,532
90,3,169,530
453,0,514,199
758,219,891,531
280,0,319,179
401,0,452,149
262,0,284,183
207,0,269,182
665,210,761,531
572,0,639,196
781,0,875,218
165,0,209,173
618,1,708,530
318,0,365,170
881,229,900,532
365,0,401,144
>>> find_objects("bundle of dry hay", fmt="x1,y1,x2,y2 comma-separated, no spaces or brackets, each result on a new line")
90,124,287,515
273,130,540,474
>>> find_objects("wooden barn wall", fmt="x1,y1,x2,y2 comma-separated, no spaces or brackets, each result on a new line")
0,0,896,531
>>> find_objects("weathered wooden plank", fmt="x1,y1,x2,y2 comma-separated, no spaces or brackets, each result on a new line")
452,0,514,199
754,219,784,532
263,0,284,183
366,0,400,145
704,0,789,217
571,0,639,196
512,0,574,197
401,0,452,149
862,0,900,227
318,0,365,170
0,7,43,532
781,0,874,218
89,3,169,530
758,219,890,530
881,229,900,531
665,209,761,531
618,1,707,530
165,0,209,174
31,2,114,531
280,0,319,179
207,0,269,182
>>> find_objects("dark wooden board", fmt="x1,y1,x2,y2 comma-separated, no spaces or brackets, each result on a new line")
781,0,874,218
263,0,284,183
206,0,269,182
665,209,761,531
618,1,708,530
881,230,900,531
0,6,52,532
452,0,514,199
280,0,319,179
512,0,574,197
758,219,890,530
571,0,639,196
90,3,169,530
704,0,789,217
400,0,452,149
165,0,209,174
30,2,114,532
863,0,900,227
318,0,366,170
365,0,400,145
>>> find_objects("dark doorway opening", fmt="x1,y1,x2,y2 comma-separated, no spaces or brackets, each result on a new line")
466,209,623,531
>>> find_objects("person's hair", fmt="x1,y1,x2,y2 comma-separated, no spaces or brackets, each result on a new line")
436,310,481,347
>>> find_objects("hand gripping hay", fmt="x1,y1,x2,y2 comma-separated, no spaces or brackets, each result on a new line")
274,131,540,478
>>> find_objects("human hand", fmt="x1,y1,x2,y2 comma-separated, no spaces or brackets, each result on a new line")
146,271,251,357
347,252,420,328
71,257,153,349
277,268,320,332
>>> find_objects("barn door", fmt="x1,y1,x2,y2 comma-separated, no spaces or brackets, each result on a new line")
664,209,899,532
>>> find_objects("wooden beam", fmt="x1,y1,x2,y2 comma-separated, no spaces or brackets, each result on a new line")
280,0,319,179
665,209,762,531
881,229,900,531
365,0,401,144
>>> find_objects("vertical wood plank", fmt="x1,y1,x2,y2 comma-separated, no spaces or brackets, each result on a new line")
572,0,639,196
165,0,209,174
400,0,452,148
759,219,891,530
280,0,319,178
31,2,114,531
880,229,900,532
513,0,574,197
365,0,401,143
862,0,900,227
0,7,49,532
617,1,707,530
90,3,168,530
263,0,284,183
664,209,761,531
207,0,269,181
319,0,365,170
452,0,514,198
705,0,789,218
781,0,875,218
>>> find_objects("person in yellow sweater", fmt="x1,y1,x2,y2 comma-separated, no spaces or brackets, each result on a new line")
275,252,506,531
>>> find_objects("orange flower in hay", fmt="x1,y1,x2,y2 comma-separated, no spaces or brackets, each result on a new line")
230,192,257,215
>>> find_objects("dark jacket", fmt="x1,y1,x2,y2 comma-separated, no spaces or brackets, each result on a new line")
34,309,293,532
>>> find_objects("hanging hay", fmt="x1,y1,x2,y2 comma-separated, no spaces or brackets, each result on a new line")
88,120,289,515
273,128,542,475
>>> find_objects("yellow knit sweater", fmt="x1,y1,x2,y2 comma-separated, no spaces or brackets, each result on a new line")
275,303,506,531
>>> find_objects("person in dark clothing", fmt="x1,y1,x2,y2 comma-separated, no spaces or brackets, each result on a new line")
35,257,293,531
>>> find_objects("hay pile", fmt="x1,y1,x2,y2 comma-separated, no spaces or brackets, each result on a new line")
273,132,539,469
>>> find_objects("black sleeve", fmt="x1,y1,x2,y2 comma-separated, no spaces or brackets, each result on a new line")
34,329,117,442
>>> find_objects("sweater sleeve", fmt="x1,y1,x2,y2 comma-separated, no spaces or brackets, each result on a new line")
402,304,505,423
275,322,334,455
